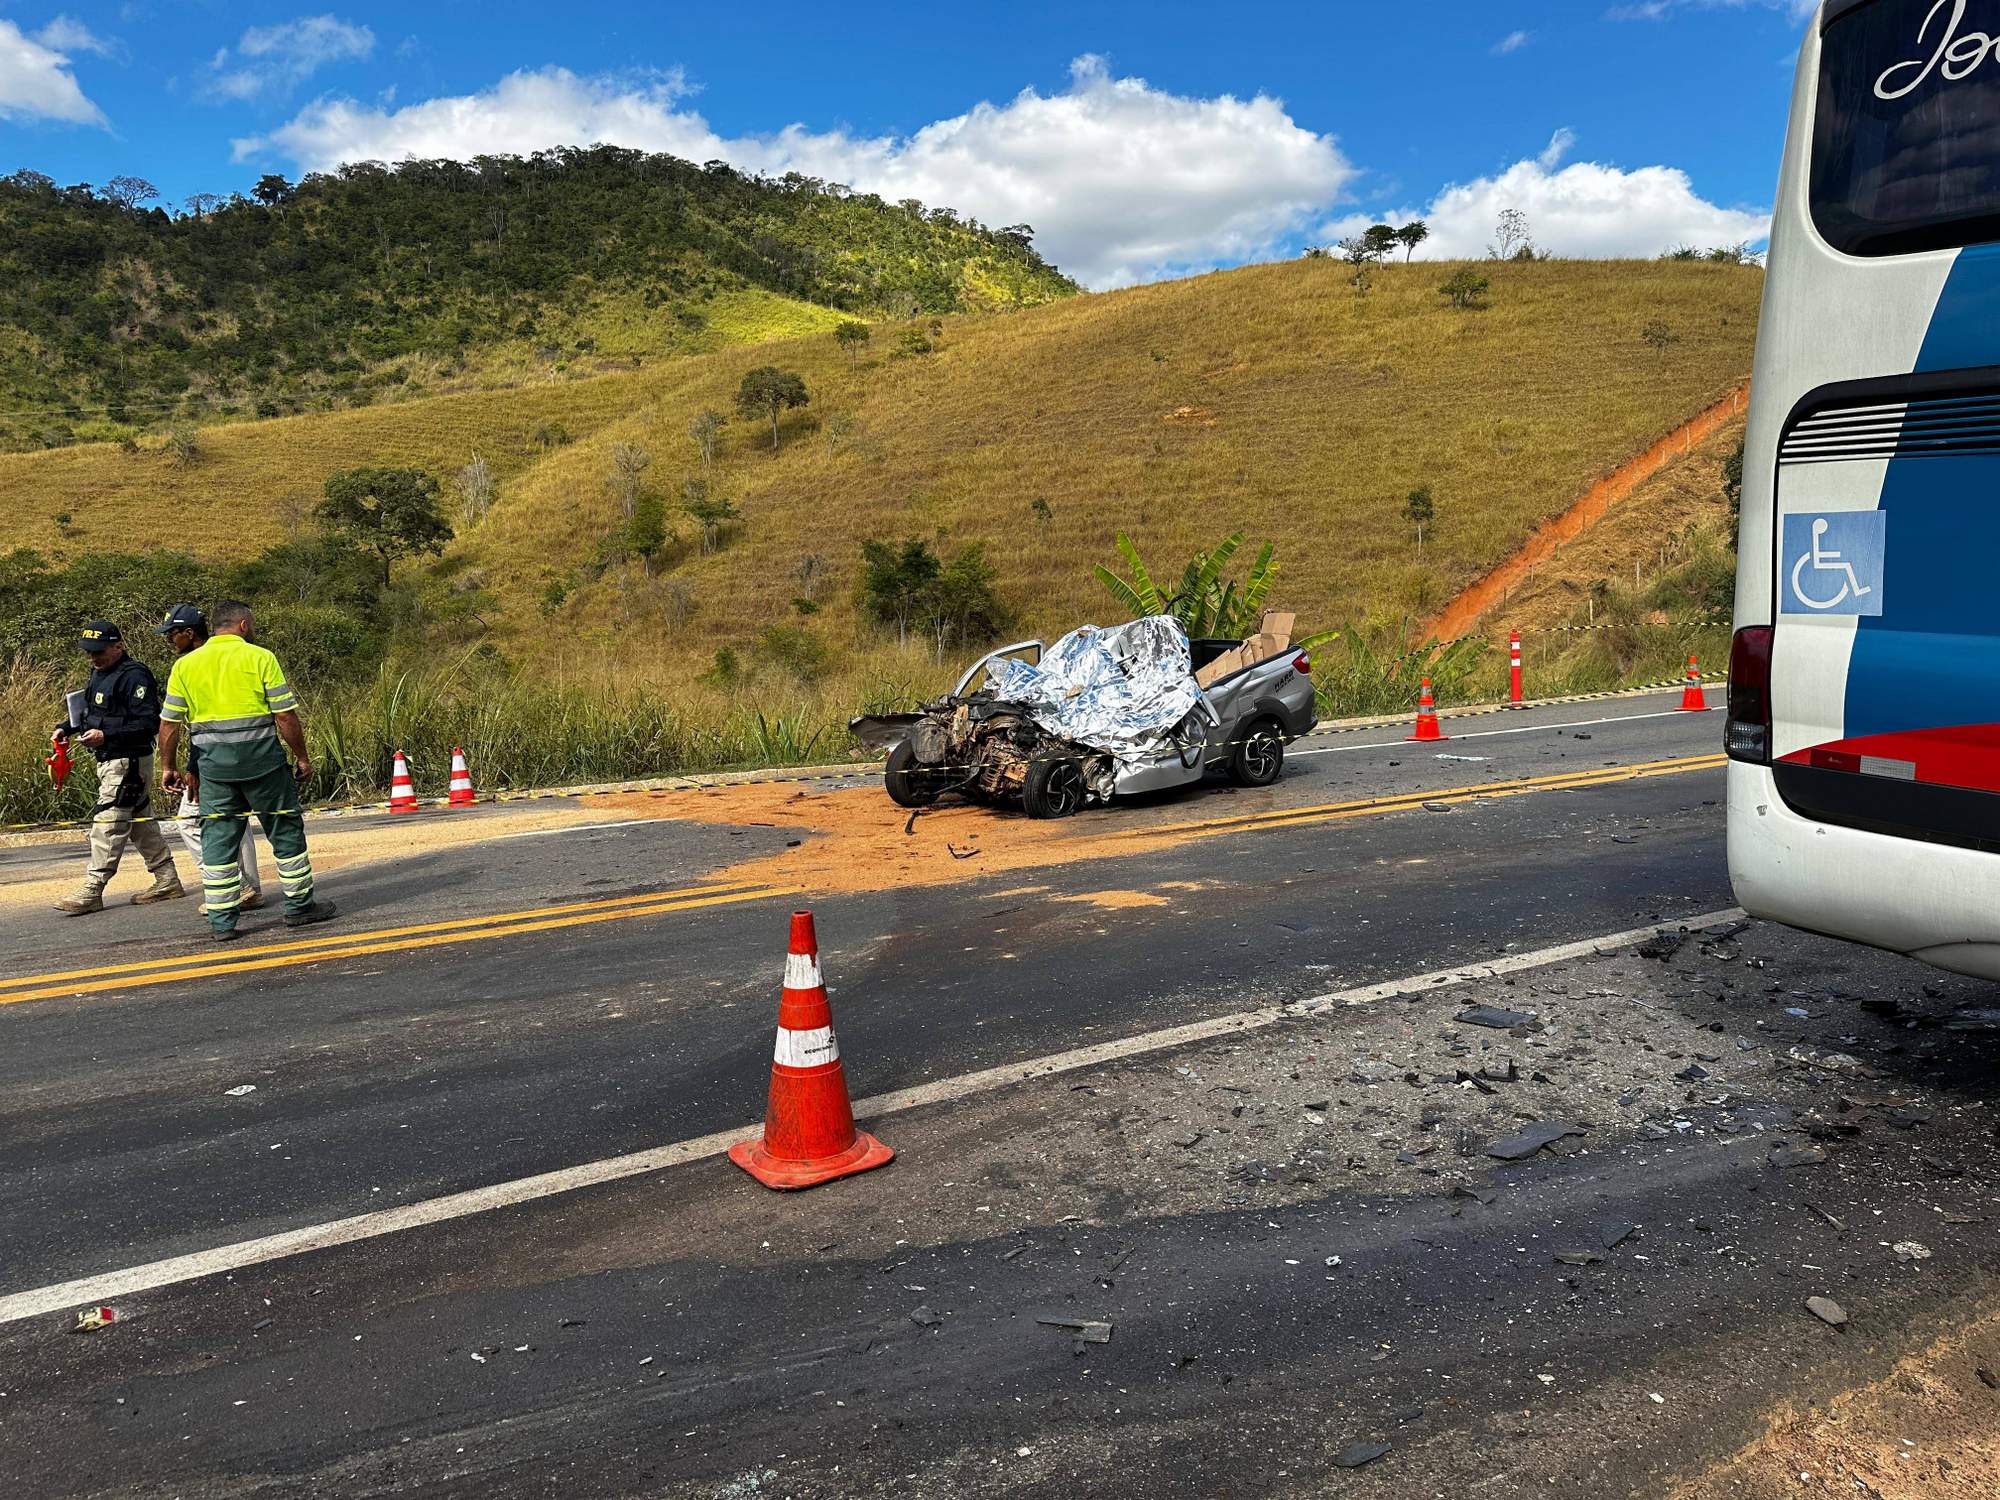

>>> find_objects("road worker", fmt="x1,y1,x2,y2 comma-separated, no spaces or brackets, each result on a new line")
155,604,263,913
53,621,184,914
157,600,336,942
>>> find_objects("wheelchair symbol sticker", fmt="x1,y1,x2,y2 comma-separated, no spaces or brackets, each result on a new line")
1782,511,1885,616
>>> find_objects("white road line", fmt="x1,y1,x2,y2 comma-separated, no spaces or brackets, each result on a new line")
494,819,658,840
0,906,1743,1325
1293,708,1693,757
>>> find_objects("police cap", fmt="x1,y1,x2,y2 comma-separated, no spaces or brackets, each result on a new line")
78,620,122,653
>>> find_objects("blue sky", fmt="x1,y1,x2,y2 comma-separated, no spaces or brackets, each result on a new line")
0,1,1817,285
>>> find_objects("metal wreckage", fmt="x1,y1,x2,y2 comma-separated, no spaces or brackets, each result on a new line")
849,613,1318,819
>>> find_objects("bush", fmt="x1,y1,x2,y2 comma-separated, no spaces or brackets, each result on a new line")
757,624,831,683
1439,270,1490,310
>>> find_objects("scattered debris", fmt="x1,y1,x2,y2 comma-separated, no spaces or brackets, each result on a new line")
1805,1296,1848,1328
223,1084,257,1097
1485,1121,1586,1161
1637,929,1690,962
1805,1204,1846,1230
1944,1007,2000,1032
70,1306,115,1333
1422,802,1455,814
1554,1250,1604,1266
1768,1143,1829,1169
910,1306,943,1327
1600,1223,1637,1249
1457,1004,1536,1030
1035,1315,1112,1344
1892,1241,1932,1263
1332,1440,1392,1469
1786,1045,1871,1077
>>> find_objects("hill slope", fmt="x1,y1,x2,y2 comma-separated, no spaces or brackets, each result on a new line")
0,256,1762,667
0,148,1075,451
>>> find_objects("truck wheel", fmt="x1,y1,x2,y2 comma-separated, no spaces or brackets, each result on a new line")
885,739,940,808
1230,720,1286,787
1022,756,1087,819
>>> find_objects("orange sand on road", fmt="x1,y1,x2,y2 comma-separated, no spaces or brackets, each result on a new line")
600,781,1237,896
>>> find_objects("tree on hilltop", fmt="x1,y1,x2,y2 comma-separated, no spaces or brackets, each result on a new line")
1395,220,1430,261
1362,223,1399,261
736,367,809,451
833,320,871,361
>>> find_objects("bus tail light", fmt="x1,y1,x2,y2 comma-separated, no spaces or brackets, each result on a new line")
1726,626,1772,764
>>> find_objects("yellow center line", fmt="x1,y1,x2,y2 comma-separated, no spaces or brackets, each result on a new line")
0,885,795,1007
1129,752,1726,840
0,879,774,994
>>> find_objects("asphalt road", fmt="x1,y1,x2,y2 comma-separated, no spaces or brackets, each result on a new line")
2,689,1991,1497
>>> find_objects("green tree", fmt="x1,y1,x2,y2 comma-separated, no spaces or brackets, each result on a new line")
252,174,294,207
315,467,453,584
1439,269,1490,310
682,476,740,554
1394,220,1430,261
1361,223,1399,261
735,366,809,451
920,543,1007,658
628,493,669,565
1405,484,1436,556
859,536,942,646
833,319,871,361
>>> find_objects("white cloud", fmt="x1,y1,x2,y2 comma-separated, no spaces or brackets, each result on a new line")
0,17,108,126
207,14,373,102
1608,1,1816,21
1492,30,1533,54
236,55,1356,288
1328,131,1769,260
33,16,116,57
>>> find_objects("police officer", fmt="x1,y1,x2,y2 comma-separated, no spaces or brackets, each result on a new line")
54,621,184,915
157,600,336,942
156,604,263,912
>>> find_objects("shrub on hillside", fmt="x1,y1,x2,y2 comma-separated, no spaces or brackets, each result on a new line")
1440,270,1490,310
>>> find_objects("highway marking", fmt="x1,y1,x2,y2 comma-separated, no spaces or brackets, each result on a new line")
0,906,1743,1325
1292,708,1689,757
1136,752,1726,839
0,883,793,1006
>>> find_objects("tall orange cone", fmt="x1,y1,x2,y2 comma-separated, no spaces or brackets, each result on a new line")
1679,654,1710,712
448,747,477,807
388,750,419,812
1407,677,1448,742
730,911,894,1190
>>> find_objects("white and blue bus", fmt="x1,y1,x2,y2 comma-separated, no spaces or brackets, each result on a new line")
1728,0,2000,978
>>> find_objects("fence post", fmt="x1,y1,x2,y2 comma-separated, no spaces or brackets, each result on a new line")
1509,629,1523,704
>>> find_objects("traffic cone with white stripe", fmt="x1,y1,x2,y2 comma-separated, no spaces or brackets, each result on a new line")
730,911,894,1191
388,750,419,812
1678,654,1710,713
1406,677,1448,742
448,747,477,807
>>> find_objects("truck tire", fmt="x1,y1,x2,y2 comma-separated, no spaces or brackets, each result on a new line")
885,739,940,808
1022,756,1087,819
1230,719,1286,787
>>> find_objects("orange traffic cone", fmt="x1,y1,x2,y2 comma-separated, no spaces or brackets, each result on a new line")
1678,654,1710,712
730,911,894,1191
388,750,419,812
1407,677,1448,742
448,747,477,807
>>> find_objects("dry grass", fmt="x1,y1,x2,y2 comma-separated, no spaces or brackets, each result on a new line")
0,256,1761,681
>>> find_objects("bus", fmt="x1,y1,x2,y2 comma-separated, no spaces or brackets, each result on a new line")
1727,0,2000,979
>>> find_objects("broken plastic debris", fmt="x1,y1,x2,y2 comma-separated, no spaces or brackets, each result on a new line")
1805,1296,1848,1328
1457,1005,1537,1030
1768,1143,1828,1169
911,1306,943,1327
1892,1241,1932,1263
1485,1121,1585,1161
1035,1315,1112,1343
224,1084,257,1097
70,1306,115,1333
1332,1440,1391,1469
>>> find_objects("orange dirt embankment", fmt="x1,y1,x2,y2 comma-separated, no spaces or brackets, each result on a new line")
1427,382,1748,643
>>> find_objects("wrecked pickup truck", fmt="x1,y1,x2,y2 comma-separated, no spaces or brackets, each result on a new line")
849,612,1317,818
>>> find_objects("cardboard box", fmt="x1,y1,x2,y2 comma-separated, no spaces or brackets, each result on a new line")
1194,612,1296,688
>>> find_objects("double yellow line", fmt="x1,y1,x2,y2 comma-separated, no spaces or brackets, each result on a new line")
0,879,794,1007
1130,751,1727,840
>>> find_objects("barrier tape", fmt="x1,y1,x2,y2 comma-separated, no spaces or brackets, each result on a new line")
3,671,1727,838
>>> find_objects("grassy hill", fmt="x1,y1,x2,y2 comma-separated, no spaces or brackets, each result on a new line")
0,254,1762,818
0,147,1075,452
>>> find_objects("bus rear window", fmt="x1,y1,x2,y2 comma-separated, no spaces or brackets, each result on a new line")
1811,0,2000,256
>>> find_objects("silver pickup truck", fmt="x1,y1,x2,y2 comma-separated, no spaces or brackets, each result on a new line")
851,626,1319,819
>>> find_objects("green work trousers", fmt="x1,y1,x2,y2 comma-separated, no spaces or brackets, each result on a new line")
197,763,313,934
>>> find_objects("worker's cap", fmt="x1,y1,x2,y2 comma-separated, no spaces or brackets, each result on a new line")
77,621,121,653
155,603,206,636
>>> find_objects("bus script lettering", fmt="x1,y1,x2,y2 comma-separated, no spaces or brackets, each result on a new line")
1875,0,1999,100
